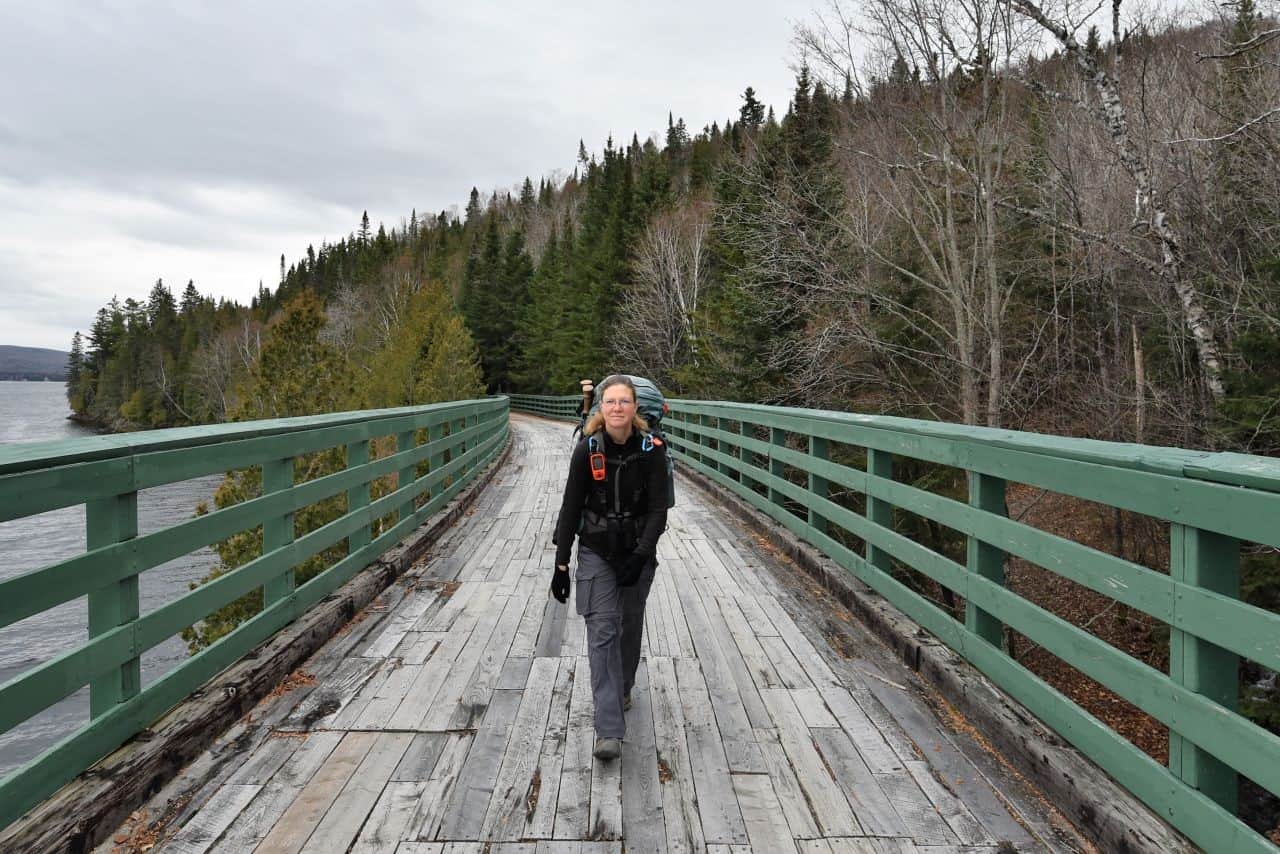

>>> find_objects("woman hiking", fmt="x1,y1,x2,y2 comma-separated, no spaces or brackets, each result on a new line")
549,374,670,761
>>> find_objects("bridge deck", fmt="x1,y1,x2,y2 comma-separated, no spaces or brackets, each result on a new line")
119,414,1085,854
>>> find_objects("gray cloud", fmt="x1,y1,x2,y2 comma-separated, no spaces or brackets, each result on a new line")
0,0,814,349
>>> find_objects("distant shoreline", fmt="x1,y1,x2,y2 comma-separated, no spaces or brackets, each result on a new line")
0,375,66,382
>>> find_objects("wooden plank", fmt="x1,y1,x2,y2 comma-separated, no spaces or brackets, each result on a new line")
818,685,904,774
441,843,486,854
676,585,765,771
524,657,575,839
825,840,894,853
278,657,381,732
648,657,706,854
402,631,448,665
752,729,820,840
791,687,839,728
509,584,550,657
392,733,449,782
662,570,697,658
404,732,474,842
452,580,529,730
759,634,811,689
223,731,306,786
207,731,344,853
255,731,378,854
809,726,908,837
685,725,747,845
797,841,834,854
386,658,451,730
689,537,739,597
497,656,534,690
422,580,479,631
300,732,414,853
619,664,664,854
350,780,427,853
757,688,861,837
714,594,783,694
903,760,993,846
482,657,560,840
421,593,506,731
363,591,440,658
164,783,262,854
393,842,444,853
355,663,424,730
874,767,959,846
554,657,594,840
848,661,1041,848
436,689,523,840
731,772,799,854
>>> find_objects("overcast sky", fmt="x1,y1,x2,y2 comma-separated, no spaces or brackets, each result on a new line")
0,0,819,351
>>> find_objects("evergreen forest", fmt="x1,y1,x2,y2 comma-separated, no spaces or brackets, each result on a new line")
61,0,1280,833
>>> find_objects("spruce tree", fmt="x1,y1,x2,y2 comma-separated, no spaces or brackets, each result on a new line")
739,86,765,130
465,187,483,225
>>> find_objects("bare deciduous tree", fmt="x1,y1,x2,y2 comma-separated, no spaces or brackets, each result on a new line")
616,199,712,385
1000,0,1230,401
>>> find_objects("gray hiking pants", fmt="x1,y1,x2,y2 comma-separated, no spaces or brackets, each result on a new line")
575,547,657,739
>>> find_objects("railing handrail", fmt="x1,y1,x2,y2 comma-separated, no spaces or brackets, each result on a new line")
512,393,1280,489
0,397,505,475
506,393,581,422
0,396,511,833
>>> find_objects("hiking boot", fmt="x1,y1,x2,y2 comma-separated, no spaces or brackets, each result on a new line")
593,737,622,760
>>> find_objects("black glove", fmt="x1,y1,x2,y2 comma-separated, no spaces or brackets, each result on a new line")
550,565,571,603
614,550,651,588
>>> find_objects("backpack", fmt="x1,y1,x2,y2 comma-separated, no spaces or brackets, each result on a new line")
575,374,676,509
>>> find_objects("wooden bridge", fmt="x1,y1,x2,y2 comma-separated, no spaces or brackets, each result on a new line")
104,413,1083,853
1,396,1278,853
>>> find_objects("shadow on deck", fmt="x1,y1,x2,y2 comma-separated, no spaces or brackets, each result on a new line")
114,414,1087,854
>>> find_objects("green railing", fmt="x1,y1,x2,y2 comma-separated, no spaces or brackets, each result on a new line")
0,397,508,831
661,399,1280,853
507,393,582,421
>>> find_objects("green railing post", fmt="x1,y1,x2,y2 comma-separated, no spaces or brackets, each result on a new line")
429,421,445,497
347,440,371,554
698,414,710,466
1169,524,1240,813
809,435,829,536
966,472,1007,647
262,457,295,608
717,416,730,476
86,491,139,718
397,430,416,523
768,427,786,506
866,449,892,573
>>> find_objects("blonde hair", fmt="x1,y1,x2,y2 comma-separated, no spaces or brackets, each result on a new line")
584,374,649,436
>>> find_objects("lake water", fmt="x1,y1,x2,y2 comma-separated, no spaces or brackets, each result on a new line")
0,381,222,778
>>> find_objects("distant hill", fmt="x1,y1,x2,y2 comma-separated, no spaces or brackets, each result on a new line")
0,346,68,381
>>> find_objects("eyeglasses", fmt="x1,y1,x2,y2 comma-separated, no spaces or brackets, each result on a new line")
601,398,635,409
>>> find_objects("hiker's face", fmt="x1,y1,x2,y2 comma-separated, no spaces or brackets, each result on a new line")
600,385,636,433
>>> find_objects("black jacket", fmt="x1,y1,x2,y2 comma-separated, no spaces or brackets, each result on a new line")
554,430,669,567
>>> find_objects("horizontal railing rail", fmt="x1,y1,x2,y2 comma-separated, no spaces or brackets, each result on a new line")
507,393,582,422
661,399,1280,854
0,397,509,831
